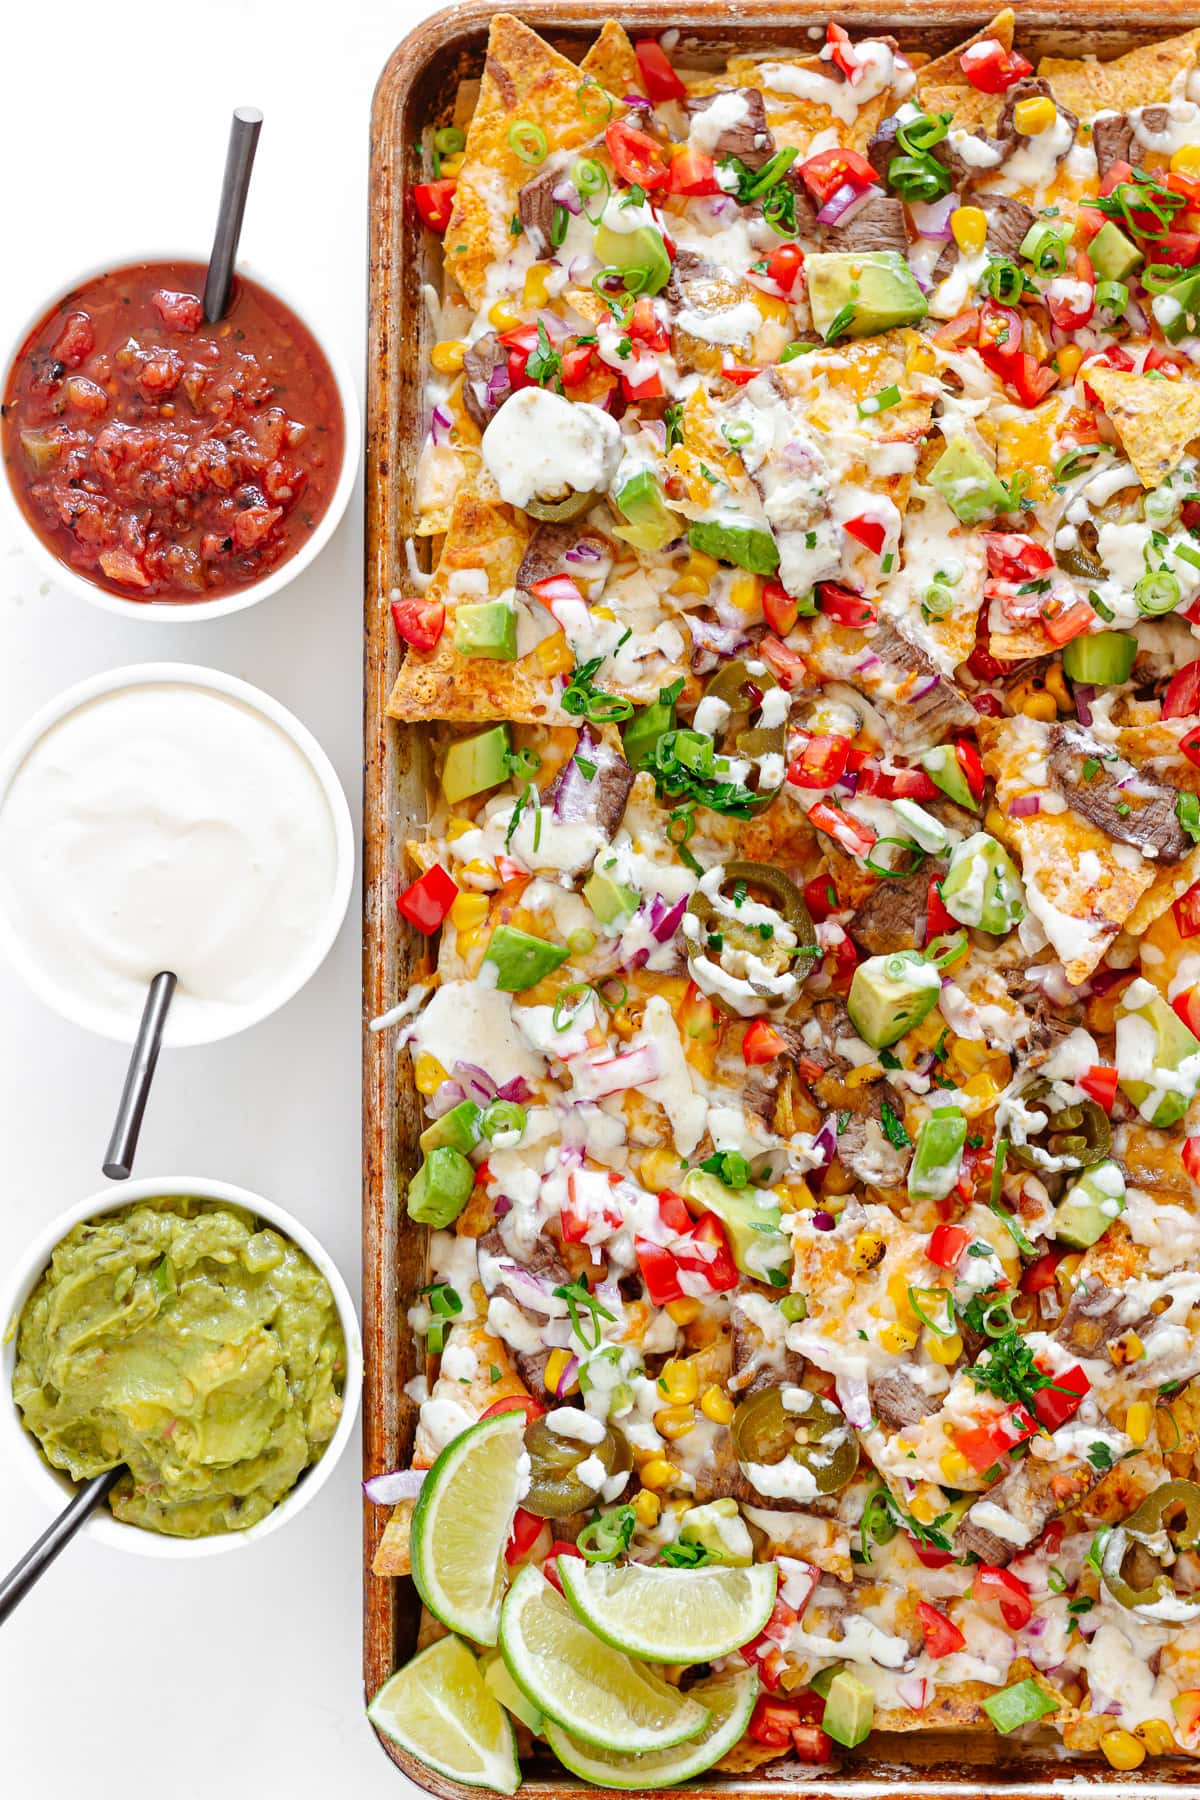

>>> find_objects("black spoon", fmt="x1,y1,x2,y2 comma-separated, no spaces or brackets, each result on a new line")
0,1467,123,1625
103,970,177,1180
204,106,263,323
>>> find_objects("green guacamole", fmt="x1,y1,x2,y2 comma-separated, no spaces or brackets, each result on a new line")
12,1198,346,1538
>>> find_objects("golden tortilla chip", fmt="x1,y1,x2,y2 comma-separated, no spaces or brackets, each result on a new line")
1086,366,1200,488
443,14,624,310
915,11,1016,134
371,1498,415,1576
1129,842,1200,935
916,9,1015,91
1040,27,1200,118
730,49,897,153
578,19,642,97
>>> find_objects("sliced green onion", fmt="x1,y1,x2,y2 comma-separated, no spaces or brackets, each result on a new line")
779,1294,808,1322
780,341,819,362
434,125,466,155
551,204,570,248
743,146,799,199
1020,220,1071,275
1134,569,1181,615
591,268,636,322
1047,1566,1067,1594
553,983,596,1031
567,927,596,955
723,420,753,448
922,581,954,619
858,384,902,418
481,1100,527,1141
979,258,1029,303
426,1283,463,1317
506,745,542,778
575,77,613,125
865,837,927,879
577,1504,636,1562
907,1284,957,1337
1094,278,1128,318
1177,542,1200,571
1053,445,1103,481
508,120,548,165
1142,261,1191,294
888,151,950,203
977,1293,1016,1338
926,930,967,969
598,977,628,1011
897,111,950,154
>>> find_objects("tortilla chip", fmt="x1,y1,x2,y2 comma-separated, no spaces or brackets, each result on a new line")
731,50,897,153
914,11,1016,134
443,14,624,310
915,9,1015,91
995,395,1063,505
1129,841,1200,935
371,1498,415,1576
1086,367,1200,488
1040,27,1200,118
578,19,642,97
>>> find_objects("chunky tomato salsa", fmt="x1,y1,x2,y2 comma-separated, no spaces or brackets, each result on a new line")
1,260,344,601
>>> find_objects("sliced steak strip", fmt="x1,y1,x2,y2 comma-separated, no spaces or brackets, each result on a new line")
516,521,609,592
685,88,775,170
872,1369,929,1431
1091,112,1135,176
1047,722,1189,862
837,1090,911,1188
995,79,1078,166
861,620,978,752
1055,1276,1148,1358
730,1295,807,1397
517,166,560,256
824,192,908,256
954,1458,1101,1565
461,332,512,431
980,194,1036,259
850,870,931,955
478,1225,570,1392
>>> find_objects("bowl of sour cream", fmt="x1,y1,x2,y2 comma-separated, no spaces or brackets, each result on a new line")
0,664,353,1044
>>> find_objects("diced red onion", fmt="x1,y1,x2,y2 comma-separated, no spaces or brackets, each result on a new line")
622,93,652,108
910,672,941,701
813,1209,836,1231
909,193,958,240
685,615,746,658
1007,794,1041,818
641,417,668,452
579,1044,662,1096
551,179,583,215
454,1062,498,1104
649,893,688,943
853,651,881,675
497,1075,531,1103
565,539,604,564
567,254,593,283
364,1468,427,1505
555,1354,581,1398
487,362,511,403
428,1078,466,1118
705,195,734,222
1074,683,1095,726
896,1675,929,1712
1124,295,1149,334
493,1196,512,1216
430,405,452,446
810,1119,838,1182
836,1373,872,1429
816,181,873,226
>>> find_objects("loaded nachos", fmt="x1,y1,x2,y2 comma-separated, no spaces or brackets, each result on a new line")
368,11,1200,1786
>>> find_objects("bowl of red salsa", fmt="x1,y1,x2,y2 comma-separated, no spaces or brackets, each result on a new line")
1,257,357,617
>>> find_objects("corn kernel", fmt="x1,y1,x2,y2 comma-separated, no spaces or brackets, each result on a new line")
456,927,486,958
544,1348,579,1396
633,1488,661,1527
430,339,466,375
752,289,792,327
1100,1729,1146,1772
660,1359,700,1405
880,1321,920,1354
1126,1400,1154,1446
639,1148,684,1193
669,571,711,598
1043,664,1072,711
487,298,523,331
1058,1253,1082,1280
908,1488,940,1525
948,1038,992,1077
640,1457,680,1490
729,571,761,615
1014,95,1057,135
700,1385,735,1424
1135,1718,1175,1756
852,1230,888,1273
687,551,720,581
523,264,551,309
927,1330,964,1365
655,1404,697,1440
1110,1329,1145,1368
449,892,488,931
844,1061,884,1087
940,1447,972,1485
960,1071,1002,1114
1022,691,1058,721
439,155,464,179
534,632,574,676
888,1272,917,1320
414,1053,448,1095
666,1296,702,1326
446,817,474,840
460,858,496,883
1172,144,1200,177
591,605,616,621
951,206,988,254
1056,343,1083,380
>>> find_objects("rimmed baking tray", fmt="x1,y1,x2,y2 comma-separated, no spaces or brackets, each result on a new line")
363,3,1200,1790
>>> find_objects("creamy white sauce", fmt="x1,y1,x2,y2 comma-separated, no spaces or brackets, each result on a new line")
481,388,622,511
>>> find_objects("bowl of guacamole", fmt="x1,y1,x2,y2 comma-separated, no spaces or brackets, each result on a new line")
2,1177,362,1555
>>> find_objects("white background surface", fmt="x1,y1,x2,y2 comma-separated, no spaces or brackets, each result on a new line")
0,1,433,1792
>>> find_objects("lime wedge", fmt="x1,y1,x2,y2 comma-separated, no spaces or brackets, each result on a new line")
558,1557,778,1663
410,1408,526,1645
499,1564,710,1753
368,1634,521,1794
544,1665,760,1788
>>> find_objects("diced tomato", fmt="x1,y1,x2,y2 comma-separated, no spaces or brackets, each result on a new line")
634,37,686,101
1168,168,1200,207
1042,600,1095,646
741,1595,800,1689
790,1725,834,1763
1175,1689,1200,1738
1164,660,1200,720
984,533,1054,582
973,1565,1032,1631
677,1212,740,1292
621,365,664,402
1173,987,1200,1039
560,343,595,387
953,738,986,805
720,359,763,385
679,979,717,1041
960,38,1033,92
787,732,852,789
542,1539,584,1594
933,308,980,349
397,864,458,934
1079,1063,1118,1112
151,289,203,333
414,178,457,232
815,581,877,627
666,147,720,196
1021,1249,1062,1294
1100,159,1135,197
530,572,587,628
955,1411,1034,1474
762,578,799,636
825,21,863,82
926,873,954,942
749,1695,803,1748
627,298,668,350
481,1394,545,1423
505,1506,546,1564
805,874,839,922
1009,352,1058,408
1184,1137,1200,1184
766,241,805,295
917,1600,966,1658
743,1019,789,1065
809,800,877,859
977,300,1023,363
605,121,670,190
1082,343,1135,406
635,1237,685,1305
1032,1363,1089,1433
391,596,446,652
843,513,888,555
906,1534,954,1569
1154,228,1200,267
561,1169,622,1243
796,145,879,206
1073,205,1107,245
928,1223,971,1269
856,760,939,802
758,634,808,688
1046,266,1095,332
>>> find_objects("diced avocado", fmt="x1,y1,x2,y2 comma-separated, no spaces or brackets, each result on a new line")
1054,1157,1126,1249
480,1649,545,1734
847,950,942,1050
419,1098,483,1155
822,1669,875,1749
940,832,1026,936
908,1107,967,1200
981,1678,1059,1734
622,692,677,769
594,221,672,297
919,743,978,811
677,1497,754,1567
1116,977,1200,1128
584,868,639,926
1061,630,1138,686
681,1168,791,1283
891,798,949,854
453,598,517,661
483,923,570,992
688,519,780,575
1156,271,1200,344
928,439,1013,526
805,250,928,341
809,1662,846,1700
406,1146,475,1228
442,724,513,804
1087,220,1143,284
613,470,681,554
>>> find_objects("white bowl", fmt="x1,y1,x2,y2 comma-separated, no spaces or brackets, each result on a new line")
0,1175,363,1559
0,662,355,1046
0,250,360,622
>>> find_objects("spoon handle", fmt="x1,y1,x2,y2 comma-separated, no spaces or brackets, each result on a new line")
0,1466,123,1626
203,106,264,324
103,971,176,1181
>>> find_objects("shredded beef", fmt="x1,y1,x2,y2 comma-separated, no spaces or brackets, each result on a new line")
1047,722,1190,862
685,88,775,169
461,333,512,431
981,194,1036,258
